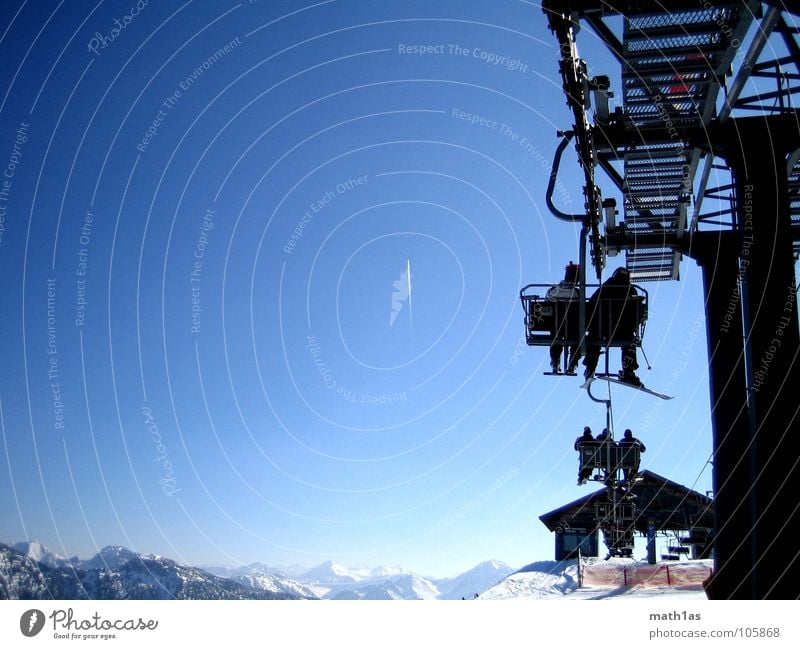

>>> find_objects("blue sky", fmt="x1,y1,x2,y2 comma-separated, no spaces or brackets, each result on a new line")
0,0,724,577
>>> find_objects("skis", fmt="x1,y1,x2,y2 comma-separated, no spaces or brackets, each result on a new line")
585,374,674,400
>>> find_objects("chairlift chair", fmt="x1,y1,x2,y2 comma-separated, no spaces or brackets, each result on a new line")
519,283,648,371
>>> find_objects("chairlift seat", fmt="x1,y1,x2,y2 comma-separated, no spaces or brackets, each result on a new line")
578,442,640,474
667,546,691,554
595,500,636,522
605,527,635,552
616,444,641,471
520,283,647,348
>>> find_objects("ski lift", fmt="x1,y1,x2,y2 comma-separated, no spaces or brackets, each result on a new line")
597,502,637,558
606,527,636,557
519,281,648,358
595,500,636,523
577,440,641,482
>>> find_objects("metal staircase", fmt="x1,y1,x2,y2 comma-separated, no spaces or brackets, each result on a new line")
615,5,753,280
545,1,800,280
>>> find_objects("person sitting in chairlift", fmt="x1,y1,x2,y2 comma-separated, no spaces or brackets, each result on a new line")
595,428,613,443
547,261,580,373
578,267,643,385
574,426,596,485
618,428,646,481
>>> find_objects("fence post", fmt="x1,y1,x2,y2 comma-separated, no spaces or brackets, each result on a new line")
666,565,671,586
623,567,627,587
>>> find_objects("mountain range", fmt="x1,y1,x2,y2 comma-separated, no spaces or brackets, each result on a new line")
1,542,301,600
203,557,515,600
3,541,514,600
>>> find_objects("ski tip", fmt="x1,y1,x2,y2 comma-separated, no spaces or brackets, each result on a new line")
591,373,674,399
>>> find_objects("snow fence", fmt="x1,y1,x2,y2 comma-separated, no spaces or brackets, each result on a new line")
581,561,712,589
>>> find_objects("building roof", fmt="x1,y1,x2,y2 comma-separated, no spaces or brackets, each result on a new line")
539,470,714,534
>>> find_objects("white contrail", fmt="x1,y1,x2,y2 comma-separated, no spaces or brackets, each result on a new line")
406,258,413,335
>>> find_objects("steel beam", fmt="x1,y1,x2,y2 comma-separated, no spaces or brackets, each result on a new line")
693,116,800,599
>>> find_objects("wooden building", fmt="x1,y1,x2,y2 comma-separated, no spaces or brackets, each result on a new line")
539,470,714,561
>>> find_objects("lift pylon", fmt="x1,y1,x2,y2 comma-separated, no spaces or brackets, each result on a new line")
540,0,800,598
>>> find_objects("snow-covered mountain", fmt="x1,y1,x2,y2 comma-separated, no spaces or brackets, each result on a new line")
294,561,442,599
11,540,73,567
4,542,515,600
203,561,301,579
0,543,305,600
330,573,441,600
436,559,515,600
366,564,407,578
298,560,363,585
11,542,142,572
201,562,321,599
204,559,438,599
78,545,139,570
233,573,318,600
277,563,308,578
226,559,515,600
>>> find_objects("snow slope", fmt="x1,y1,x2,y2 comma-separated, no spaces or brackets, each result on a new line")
437,560,514,600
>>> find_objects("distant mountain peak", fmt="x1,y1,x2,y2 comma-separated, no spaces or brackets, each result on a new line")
11,540,68,566
100,544,128,552
435,559,515,600
80,545,139,570
370,564,406,577
301,560,359,582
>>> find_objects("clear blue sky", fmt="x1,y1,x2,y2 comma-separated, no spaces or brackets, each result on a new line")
0,0,721,577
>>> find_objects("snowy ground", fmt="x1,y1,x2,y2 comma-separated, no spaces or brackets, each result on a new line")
480,559,712,600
